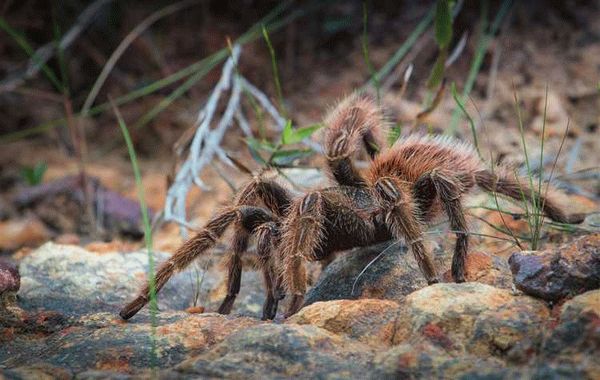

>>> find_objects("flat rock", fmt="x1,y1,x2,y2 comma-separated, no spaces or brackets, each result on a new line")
171,324,374,379
392,283,550,358
509,233,600,302
287,299,400,347
18,242,203,317
1,312,260,373
17,242,266,318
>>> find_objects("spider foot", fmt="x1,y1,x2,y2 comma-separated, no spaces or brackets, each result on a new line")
284,294,304,318
261,296,279,321
217,295,236,315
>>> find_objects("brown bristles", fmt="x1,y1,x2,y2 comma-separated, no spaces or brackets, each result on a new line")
323,93,387,160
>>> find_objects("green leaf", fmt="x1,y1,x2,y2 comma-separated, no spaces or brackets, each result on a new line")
245,138,268,165
281,122,322,145
388,124,402,146
281,120,294,145
246,137,277,152
271,148,313,166
434,0,452,48
21,162,47,185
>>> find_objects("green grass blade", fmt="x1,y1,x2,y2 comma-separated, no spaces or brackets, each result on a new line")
0,16,63,92
262,25,286,117
110,98,158,368
451,82,481,158
434,0,453,48
1,0,298,143
361,6,435,91
447,0,512,134
362,1,380,102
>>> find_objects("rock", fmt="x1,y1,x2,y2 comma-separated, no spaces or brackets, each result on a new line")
17,242,268,319
373,341,508,379
0,259,19,295
304,241,427,306
509,234,600,302
535,290,600,379
0,363,72,380
392,283,550,358
305,240,513,306
18,243,201,317
172,324,374,379
560,288,600,318
0,217,51,251
0,259,24,327
13,175,154,239
287,299,400,347
204,268,268,319
442,251,513,289
1,312,260,373
74,370,137,379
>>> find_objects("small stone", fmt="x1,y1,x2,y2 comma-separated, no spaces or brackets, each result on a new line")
509,234,600,302
560,289,600,319
185,305,205,314
0,217,51,251
0,260,19,295
392,283,549,358
442,251,513,289
287,299,400,346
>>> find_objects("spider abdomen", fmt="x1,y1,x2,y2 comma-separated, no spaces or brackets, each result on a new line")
368,135,484,185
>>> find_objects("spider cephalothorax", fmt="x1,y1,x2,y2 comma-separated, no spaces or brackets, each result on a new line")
120,94,585,321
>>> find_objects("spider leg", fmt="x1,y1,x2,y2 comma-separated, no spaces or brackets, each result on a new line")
421,169,471,283
217,178,290,318
413,173,438,219
236,176,292,216
217,206,283,316
216,228,247,315
120,205,274,320
280,192,326,317
323,95,386,187
373,177,439,284
475,169,585,224
255,221,283,320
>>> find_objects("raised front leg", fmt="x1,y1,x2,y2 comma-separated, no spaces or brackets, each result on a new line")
323,94,386,187
373,177,439,284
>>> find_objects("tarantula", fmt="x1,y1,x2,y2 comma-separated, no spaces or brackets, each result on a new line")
120,94,584,321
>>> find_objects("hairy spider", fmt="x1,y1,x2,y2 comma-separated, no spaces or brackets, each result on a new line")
120,94,585,321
